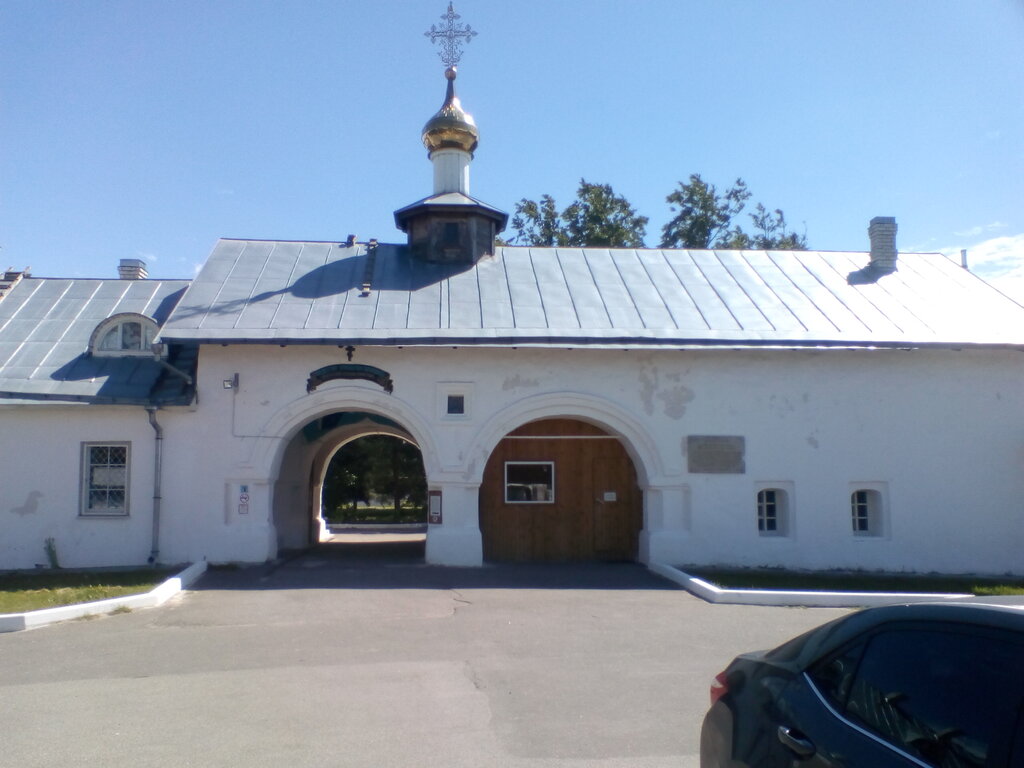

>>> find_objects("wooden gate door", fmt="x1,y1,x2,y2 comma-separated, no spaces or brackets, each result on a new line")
480,418,642,562
591,455,640,561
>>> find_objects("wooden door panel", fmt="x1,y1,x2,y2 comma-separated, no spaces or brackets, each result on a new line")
480,419,641,562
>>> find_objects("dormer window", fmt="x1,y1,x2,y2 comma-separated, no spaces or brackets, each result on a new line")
89,313,161,357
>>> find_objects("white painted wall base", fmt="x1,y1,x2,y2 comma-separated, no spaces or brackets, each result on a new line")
425,525,483,566
638,529,690,566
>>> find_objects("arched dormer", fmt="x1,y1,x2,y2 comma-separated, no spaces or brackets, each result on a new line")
88,313,162,358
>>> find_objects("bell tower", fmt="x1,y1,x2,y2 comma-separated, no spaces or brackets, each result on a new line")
393,4,507,264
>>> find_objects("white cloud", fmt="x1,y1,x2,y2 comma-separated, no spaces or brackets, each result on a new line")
939,233,1024,304
952,221,1007,238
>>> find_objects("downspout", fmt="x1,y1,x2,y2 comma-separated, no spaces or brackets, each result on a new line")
146,407,163,564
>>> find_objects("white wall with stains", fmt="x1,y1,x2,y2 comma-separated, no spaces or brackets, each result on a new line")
3,344,1023,575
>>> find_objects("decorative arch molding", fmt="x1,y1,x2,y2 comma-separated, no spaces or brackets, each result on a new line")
249,387,443,482
467,391,664,487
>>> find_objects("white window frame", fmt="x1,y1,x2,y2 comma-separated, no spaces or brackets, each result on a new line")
755,482,793,537
89,313,161,358
504,461,555,504
81,442,130,517
850,483,887,538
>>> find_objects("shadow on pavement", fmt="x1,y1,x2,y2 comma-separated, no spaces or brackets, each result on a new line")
191,538,679,592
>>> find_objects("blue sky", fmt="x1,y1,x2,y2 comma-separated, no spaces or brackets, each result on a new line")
2,1,1023,299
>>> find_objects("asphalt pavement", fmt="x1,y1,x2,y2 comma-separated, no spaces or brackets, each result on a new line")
0,539,849,767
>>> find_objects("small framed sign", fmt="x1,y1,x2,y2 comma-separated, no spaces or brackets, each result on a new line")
428,490,442,525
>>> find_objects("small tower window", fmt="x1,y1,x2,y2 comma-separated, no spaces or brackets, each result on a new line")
443,222,461,246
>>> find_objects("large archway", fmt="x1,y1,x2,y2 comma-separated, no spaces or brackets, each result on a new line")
479,418,643,562
272,410,427,558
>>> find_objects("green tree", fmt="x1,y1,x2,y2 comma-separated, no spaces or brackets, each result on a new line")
508,174,806,251
660,174,806,250
660,175,750,248
322,435,427,523
509,179,648,247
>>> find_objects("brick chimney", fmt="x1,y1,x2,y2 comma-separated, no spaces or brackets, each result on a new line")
868,217,898,274
118,259,148,280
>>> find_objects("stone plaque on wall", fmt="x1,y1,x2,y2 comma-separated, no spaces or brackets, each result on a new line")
687,436,746,474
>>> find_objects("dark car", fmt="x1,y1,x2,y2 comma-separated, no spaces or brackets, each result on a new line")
700,602,1024,767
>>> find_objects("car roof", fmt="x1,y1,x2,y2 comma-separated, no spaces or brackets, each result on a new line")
772,602,1024,666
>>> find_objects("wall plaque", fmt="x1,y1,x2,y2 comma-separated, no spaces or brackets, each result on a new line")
687,436,746,474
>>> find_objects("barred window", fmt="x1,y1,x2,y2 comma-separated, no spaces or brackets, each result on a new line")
81,443,129,516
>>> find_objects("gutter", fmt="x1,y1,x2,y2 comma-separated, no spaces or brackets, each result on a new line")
146,407,164,564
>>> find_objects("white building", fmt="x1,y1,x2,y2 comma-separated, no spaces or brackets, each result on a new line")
3,67,1024,575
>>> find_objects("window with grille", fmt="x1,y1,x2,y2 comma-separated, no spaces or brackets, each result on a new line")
81,443,129,516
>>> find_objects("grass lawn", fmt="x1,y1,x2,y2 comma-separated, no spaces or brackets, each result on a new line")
0,569,174,614
684,567,1024,596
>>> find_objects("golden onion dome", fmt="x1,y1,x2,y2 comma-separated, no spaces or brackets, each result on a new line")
421,66,478,156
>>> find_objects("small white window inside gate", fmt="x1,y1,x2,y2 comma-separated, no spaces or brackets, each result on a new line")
504,462,555,503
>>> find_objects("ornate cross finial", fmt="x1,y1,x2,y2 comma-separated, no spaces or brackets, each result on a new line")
424,3,477,68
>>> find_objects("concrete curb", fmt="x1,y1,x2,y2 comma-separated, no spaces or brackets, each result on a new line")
0,561,208,633
648,563,972,608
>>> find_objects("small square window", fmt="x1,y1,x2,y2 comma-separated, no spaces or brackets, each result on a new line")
505,462,554,503
443,222,460,245
437,383,473,421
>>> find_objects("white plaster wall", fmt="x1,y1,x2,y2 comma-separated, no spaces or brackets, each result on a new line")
182,344,1023,573
0,405,158,569
5,343,1024,574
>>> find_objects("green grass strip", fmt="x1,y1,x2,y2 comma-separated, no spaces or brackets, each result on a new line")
0,570,173,614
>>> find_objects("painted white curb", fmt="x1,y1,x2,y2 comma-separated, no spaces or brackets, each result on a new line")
0,561,208,633
649,563,972,608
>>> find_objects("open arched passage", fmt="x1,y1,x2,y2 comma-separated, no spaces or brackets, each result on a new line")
272,411,427,558
479,418,642,562
322,434,427,526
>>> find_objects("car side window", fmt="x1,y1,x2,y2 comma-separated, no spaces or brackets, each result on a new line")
821,628,1023,767
808,640,866,709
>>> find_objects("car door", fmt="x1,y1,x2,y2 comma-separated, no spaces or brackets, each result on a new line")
775,624,1024,767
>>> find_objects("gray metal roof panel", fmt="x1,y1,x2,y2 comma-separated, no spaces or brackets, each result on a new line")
0,278,191,404
157,240,1024,348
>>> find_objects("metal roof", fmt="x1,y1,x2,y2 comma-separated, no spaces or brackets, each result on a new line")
0,278,191,404
158,239,1024,349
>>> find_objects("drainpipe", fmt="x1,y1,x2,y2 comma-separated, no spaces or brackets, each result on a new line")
146,407,164,564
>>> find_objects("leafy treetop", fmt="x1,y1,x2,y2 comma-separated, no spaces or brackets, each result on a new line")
508,174,806,250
